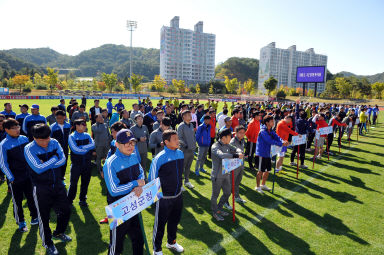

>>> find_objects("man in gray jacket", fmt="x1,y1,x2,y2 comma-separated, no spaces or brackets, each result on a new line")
131,114,149,176
211,128,243,221
228,125,247,205
91,113,111,174
71,104,89,124
149,117,171,156
177,110,196,189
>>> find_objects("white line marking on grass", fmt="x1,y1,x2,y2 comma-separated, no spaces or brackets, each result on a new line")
205,144,358,254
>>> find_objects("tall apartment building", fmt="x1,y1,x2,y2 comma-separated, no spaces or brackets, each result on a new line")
258,42,328,93
160,16,216,85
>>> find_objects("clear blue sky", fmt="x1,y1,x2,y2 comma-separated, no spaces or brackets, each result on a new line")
0,0,383,75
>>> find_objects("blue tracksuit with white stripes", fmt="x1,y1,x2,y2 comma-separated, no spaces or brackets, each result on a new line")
22,114,47,141
50,121,71,179
148,146,184,252
67,131,95,204
0,134,37,224
0,110,16,119
103,148,145,255
24,138,70,248
16,113,30,136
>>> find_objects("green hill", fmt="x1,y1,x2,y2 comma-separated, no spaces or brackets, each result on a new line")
2,44,160,81
0,51,43,75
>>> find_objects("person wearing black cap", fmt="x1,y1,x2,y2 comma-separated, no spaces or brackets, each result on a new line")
16,104,30,136
149,129,185,254
67,119,95,207
177,110,196,189
103,128,145,255
24,124,71,255
22,104,47,141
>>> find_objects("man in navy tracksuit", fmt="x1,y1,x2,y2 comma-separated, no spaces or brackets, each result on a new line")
0,119,38,232
149,130,185,254
24,124,71,255
50,110,71,180
195,115,211,175
103,129,145,255
1,102,16,119
290,100,309,169
23,104,47,141
16,104,30,136
68,119,95,207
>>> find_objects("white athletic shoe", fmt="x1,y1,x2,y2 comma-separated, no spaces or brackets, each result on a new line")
153,251,163,255
184,182,194,189
223,202,232,210
317,155,322,159
255,187,264,194
166,242,184,253
290,162,297,166
300,164,308,169
261,185,271,191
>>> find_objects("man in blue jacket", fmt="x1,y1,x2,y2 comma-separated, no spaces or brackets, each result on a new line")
103,129,145,255
24,124,71,255
23,104,47,141
0,118,38,232
149,130,185,254
16,104,30,136
1,102,16,119
50,110,71,180
255,115,288,194
195,115,211,176
68,119,95,207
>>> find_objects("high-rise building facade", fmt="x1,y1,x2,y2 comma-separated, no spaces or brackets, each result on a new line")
258,42,328,93
160,16,216,85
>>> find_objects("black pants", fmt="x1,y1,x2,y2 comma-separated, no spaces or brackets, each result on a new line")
373,115,377,125
153,195,183,252
67,161,92,204
109,215,144,255
9,179,38,224
33,183,71,247
327,133,333,152
338,128,344,147
61,150,69,180
245,141,256,169
290,144,306,165
208,137,215,158
306,132,315,149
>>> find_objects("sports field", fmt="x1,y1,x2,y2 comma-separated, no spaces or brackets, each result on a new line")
0,99,383,255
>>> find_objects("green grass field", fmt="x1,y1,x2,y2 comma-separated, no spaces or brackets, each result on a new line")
0,99,383,255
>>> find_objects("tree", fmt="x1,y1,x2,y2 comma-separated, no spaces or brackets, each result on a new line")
98,81,106,91
195,83,201,94
243,78,255,94
237,83,243,95
153,75,166,92
224,76,237,94
123,75,130,90
101,72,118,93
324,79,338,97
129,73,144,94
209,84,214,94
172,79,185,94
13,74,30,93
372,82,384,99
335,77,352,98
46,67,59,94
276,89,287,99
263,76,277,95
